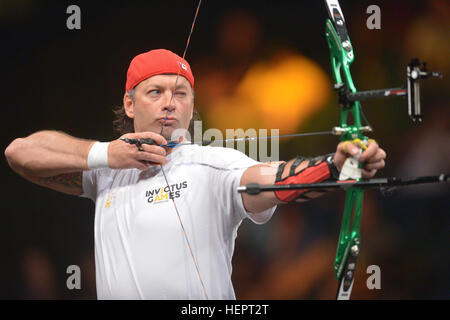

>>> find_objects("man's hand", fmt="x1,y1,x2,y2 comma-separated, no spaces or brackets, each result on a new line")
108,132,168,170
334,140,386,179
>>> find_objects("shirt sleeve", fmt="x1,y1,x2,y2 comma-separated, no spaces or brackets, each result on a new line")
210,147,277,227
231,168,276,225
80,170,98,202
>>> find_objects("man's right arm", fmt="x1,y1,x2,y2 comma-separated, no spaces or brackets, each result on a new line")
5,131,95,195
4,130,169,196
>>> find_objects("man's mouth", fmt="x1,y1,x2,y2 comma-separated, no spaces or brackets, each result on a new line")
158,117,177,125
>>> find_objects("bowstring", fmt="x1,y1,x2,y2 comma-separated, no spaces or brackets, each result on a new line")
158,0,208,299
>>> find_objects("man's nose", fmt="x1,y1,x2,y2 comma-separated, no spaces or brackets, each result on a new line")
162,90,176,112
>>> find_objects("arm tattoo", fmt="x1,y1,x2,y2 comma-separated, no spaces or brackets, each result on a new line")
36,172,83,195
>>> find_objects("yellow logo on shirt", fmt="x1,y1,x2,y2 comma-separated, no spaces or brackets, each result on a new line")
104,193,114,208
145,181,188,204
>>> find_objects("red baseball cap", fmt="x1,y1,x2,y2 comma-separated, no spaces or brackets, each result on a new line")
125,49,194,91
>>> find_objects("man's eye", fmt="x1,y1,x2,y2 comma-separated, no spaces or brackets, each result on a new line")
174,91,186,96
148,89,160,95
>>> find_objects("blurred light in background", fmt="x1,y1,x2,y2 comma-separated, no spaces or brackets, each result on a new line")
199,52,331,135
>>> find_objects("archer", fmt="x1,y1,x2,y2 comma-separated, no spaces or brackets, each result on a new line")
4,49,386,299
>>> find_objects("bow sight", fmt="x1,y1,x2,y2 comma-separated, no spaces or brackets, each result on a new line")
406,59,443,121
334,58,443,124
325,1,443,140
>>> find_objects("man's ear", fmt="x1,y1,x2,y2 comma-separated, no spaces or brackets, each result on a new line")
123,91,135,119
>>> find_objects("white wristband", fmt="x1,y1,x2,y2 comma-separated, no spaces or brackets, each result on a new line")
87,141,110,169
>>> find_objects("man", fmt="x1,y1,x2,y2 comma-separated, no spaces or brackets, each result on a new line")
5,49,386,299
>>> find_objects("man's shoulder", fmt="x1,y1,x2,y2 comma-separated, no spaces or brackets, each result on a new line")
84,167,138,181
176,144,258,168
179,143,250,157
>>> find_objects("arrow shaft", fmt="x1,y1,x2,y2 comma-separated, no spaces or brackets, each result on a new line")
237,174,449,194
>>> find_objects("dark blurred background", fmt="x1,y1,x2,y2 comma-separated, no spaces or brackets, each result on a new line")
1,0,449,299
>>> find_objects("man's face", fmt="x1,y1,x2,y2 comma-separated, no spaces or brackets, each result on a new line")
124,74,194,140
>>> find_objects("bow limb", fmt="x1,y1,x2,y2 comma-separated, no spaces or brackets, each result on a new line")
324,0,367,300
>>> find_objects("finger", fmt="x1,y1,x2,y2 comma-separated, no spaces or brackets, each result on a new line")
363,149,387,165
122,132,168,146
377,148,387,160
363,159,385,171
132,160,150,171
338,141,361,157
359,140,378,162
138,132,168,146
136,151,167,165
139,144,167,156
364,152,386,165
362,168,377,179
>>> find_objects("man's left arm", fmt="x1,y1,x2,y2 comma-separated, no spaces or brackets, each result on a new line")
240,141,386,214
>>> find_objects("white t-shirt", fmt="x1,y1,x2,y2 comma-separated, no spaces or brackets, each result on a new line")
81,144,276,300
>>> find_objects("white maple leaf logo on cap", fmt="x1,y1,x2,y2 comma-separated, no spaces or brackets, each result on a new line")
179,62,188,71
